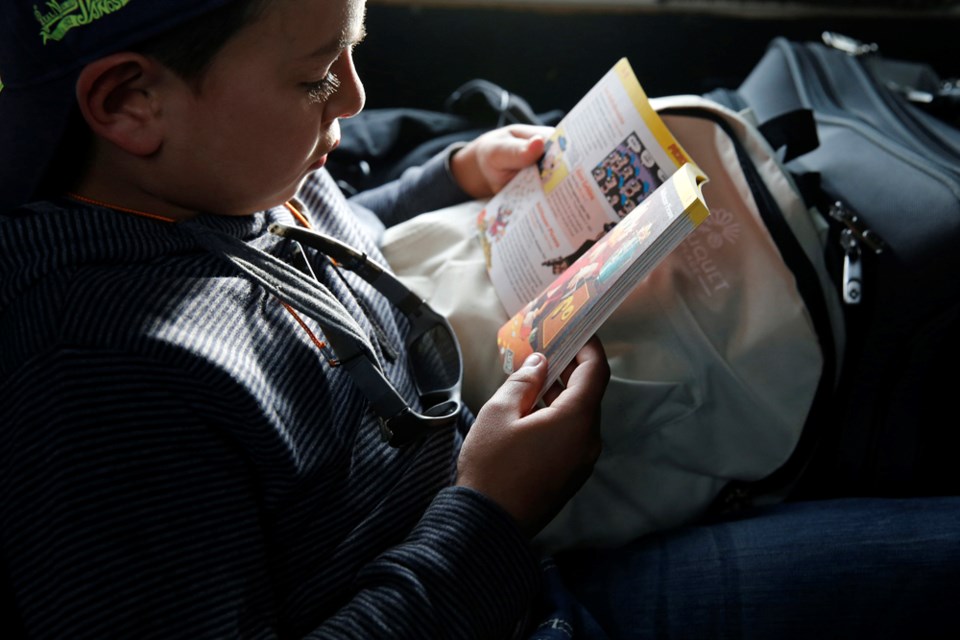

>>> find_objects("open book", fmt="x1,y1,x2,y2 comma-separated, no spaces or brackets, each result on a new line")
476,58,710,390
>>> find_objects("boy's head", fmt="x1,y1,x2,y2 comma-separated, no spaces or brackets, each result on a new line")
0,0,366,217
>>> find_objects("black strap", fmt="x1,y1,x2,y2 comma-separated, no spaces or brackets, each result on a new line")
756,109,819,162
704,89,819,163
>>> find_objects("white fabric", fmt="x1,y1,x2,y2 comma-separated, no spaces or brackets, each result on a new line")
380,97,841,551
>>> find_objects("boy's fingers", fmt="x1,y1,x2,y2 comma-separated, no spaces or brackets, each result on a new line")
545,338,609,409
492,135,546,171
506,124,554,140
491,125,551,162
485,352,548,418
522,136,546,159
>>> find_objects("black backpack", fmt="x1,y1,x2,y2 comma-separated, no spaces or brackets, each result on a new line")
708,34,960,500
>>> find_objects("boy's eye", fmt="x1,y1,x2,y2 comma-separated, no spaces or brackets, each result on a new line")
303,73,341,104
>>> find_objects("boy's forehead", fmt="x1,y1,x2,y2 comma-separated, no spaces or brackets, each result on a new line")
301,0,367,59
256,0,366,53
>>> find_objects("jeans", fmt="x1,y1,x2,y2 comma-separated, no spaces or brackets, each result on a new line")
529,497,960,639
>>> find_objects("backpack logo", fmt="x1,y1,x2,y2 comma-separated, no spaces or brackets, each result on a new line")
680,207,739,297
34,0,132,44
700,207,741,248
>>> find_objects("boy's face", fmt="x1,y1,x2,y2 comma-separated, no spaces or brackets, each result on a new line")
158,0,367,216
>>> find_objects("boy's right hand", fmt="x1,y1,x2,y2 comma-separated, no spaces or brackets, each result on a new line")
456,338,610,538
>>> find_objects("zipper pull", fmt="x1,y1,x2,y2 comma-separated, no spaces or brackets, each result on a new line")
830,201,884,306
828,201,886,255
822,31,878,57
839,228,863,305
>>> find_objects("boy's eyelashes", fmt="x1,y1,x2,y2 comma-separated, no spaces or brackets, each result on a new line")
303,73,341,104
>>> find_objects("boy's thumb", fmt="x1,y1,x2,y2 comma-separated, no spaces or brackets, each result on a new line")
523,136,547,160
492,352,548,416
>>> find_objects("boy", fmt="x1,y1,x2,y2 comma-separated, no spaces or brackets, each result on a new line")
0,0,609,637
9,3,959,638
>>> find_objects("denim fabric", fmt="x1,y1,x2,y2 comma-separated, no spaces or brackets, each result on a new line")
539,497,960,639
527,559,608,640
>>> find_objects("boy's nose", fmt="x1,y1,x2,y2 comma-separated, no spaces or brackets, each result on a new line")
331,51,365,121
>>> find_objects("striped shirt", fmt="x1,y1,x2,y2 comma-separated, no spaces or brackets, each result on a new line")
0,160,542,638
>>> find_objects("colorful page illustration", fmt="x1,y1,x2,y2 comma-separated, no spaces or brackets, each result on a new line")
497,163,709,393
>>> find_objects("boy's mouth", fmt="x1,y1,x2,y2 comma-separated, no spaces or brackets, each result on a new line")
309,138,340,171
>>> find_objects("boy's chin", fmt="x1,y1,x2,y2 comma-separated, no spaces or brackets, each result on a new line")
227,186,304,217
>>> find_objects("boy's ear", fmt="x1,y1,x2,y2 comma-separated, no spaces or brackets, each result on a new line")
75,53,168,157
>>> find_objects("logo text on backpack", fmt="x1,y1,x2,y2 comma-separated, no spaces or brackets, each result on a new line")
34,0,132,44
680,207,739,297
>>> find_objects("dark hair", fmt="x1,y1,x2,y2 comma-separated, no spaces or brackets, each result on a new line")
134,0,270,82
36,0,270,201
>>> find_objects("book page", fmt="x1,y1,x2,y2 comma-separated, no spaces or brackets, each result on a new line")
477,57,695,315
497,163,709,392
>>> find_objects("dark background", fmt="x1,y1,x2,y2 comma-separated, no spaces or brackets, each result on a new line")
354,1,959,115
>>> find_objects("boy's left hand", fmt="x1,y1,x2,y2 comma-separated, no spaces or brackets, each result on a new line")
450,124,552,199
